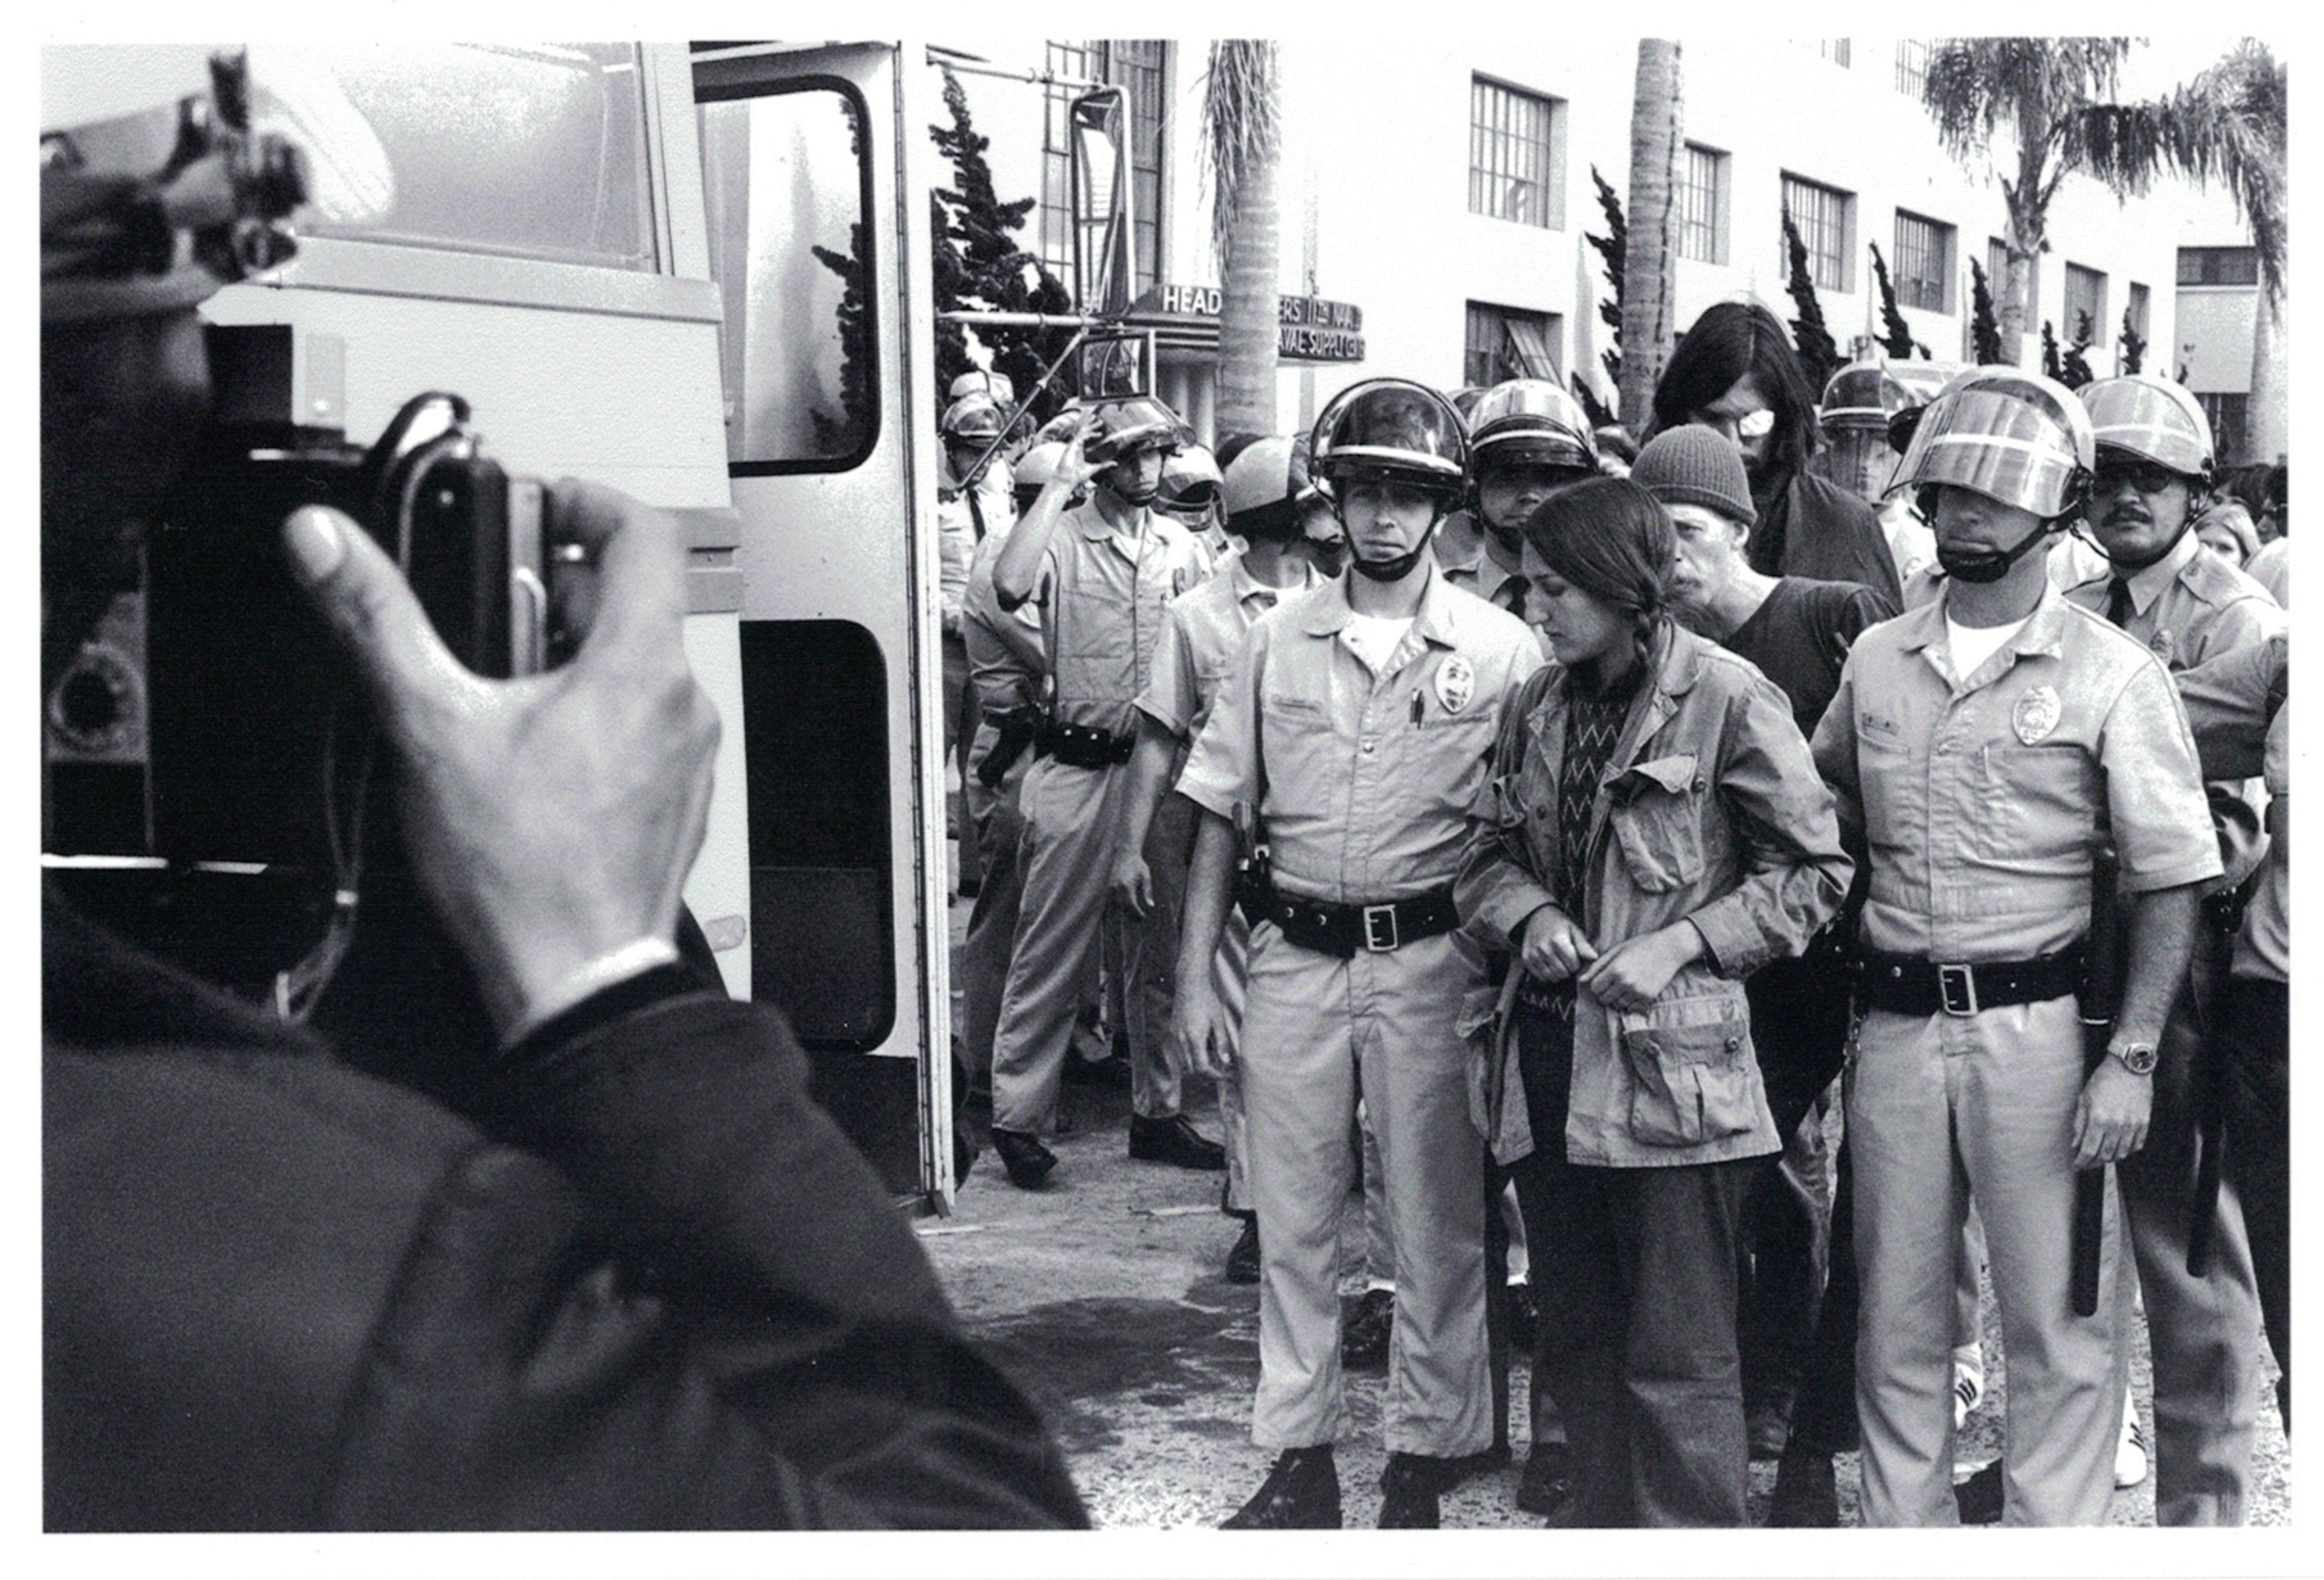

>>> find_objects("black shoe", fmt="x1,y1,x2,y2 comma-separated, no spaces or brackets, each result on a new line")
1953,1459,2004,1525
1222,1446,1340,1528
1514,1440,1575,1519
1063,1051,1131,1088
1505,1279,1538,1354
1442,1440,1511,1485
1747,1396,1793,1461
1376,1452,1448,1528
1129,1112,1227,1170
1766,1441,1837,1528
1224,1216,1261,1284
990,1127,1056,1189
1341,1287,1394,1372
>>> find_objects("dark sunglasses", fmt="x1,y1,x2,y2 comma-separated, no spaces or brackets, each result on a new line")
2094,460,2185,496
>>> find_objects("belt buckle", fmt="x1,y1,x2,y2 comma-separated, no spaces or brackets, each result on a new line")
1938,962,1978,1017
1362,903,1399,953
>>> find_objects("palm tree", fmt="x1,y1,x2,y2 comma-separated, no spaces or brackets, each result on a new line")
1921,38,2286,415
1204,40,1280,439
1618,40,1682,436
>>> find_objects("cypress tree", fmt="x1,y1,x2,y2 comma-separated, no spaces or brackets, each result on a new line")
1781,210,1841,391
1967,258,2004,365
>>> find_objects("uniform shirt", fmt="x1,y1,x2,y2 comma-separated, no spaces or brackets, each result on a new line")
2233,705,2290,983
2246,536,2290,608
1134,549,1317,745
1810,580,2220,964
1179,568,1543,905
2065,529,2287,893
935,464,1015,638
963,528,1046,720
1025,500,1210,741
1437,513,1551,644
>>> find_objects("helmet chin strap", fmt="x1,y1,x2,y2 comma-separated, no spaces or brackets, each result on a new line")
1349,509,1445,582
1934,515,2055,585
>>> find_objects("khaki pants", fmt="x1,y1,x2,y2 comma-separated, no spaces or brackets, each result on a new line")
991,754,1182,1134
956,744,1027,1088
1240,921,1491,1457
1849,997,2133,1526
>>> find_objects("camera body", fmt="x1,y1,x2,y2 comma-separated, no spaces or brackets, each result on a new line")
46,323,576,871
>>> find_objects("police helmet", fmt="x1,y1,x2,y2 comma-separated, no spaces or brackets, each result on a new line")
1818,361,1917,433
1308,378,1469,500
1467,379,1598,474
1890,366,2095,519
43,46,309,323
2079,375,2214,484
1158,444,1222,514
1086,396,1185,464
940,394,1007,443
950,368,1016,408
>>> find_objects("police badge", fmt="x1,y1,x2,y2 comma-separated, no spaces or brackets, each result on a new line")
2013,684,2061,744
1435,653,1476,714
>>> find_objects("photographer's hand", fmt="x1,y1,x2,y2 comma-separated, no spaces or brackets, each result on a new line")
284,479,720,1044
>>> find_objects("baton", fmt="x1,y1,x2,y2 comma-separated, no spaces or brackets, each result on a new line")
2072,845,2125,1319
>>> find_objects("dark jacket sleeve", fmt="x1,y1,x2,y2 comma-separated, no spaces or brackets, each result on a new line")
1773,473,1904,608
391,991,1092,1530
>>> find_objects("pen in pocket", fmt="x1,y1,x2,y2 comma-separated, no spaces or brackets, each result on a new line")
1410,690,1424,725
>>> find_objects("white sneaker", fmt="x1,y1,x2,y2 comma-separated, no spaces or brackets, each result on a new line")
1953,1359,1986,1430
2115,1396,2150,1489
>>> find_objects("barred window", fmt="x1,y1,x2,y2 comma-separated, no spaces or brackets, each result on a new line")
1041,41,1169,294
1469,76,1562,229
2177,246,2259,286
1465,301,1561,388
1893,211,1953,313
1895,39,1930,96
1780,173,1852,292
2064,263,2107,344
1678,143,1728,264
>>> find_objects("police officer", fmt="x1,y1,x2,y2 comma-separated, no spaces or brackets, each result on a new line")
1817,359,1941,588
1112,435,1323,1284
1436,378,1601,626
954,441,1064,1109
986,399,1219,1187
1811,369,2221,1526
940,394,1015,895
2060,373,2281,1525
1170,379,1543,1527
1157,442,1232,557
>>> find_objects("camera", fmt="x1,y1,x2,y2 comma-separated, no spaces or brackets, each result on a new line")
45,322,585,871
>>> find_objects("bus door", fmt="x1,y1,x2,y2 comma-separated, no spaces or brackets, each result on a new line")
690,43,953,1210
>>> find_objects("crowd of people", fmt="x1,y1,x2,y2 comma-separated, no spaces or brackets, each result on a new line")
935,298,2290,1529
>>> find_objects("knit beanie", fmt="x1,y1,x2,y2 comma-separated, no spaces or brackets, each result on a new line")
1630,424,1758,529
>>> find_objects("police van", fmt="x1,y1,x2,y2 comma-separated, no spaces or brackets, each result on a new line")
44,41,1123,1212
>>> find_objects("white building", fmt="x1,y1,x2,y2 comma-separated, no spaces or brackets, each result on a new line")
928,37,2273,452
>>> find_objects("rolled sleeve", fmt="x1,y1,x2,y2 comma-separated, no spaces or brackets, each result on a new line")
1175,616,1267,823
1134,605,1201,739
2103,657,2226,895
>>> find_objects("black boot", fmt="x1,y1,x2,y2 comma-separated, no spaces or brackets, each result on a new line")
1515,1439,1575,1519
1766,1439,1837,1527
989,1127,1056,1189
1129,1112,1227,1170
1376,1451,1450,1528
1224,1215,1261,1284
1222,1446,1340,1528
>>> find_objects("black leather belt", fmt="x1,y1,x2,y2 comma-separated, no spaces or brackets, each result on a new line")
1264,889,1460,958
1035,720,1134,768
1850,942,2088,1018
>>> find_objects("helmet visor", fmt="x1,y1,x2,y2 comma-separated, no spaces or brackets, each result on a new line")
2084,381,2212,477
1893,387,2084,517
1315,382,1466,484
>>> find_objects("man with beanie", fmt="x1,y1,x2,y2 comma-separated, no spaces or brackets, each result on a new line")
1630,425,1893,1500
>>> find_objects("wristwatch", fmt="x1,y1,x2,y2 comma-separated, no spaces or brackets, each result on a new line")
2110,1040,2160,1077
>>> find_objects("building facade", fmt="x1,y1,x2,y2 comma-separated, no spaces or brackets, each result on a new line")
929,38,2272,451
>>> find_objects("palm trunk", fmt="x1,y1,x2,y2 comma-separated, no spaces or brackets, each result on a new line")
1216,128,1280,438
1618,40,1682,437
2248,285,2285,465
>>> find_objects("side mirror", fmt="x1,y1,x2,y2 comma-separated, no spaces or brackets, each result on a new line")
1076,330,1155,400
1068,87,1130,316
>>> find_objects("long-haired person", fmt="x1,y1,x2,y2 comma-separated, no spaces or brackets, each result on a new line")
1457,478,1850,1526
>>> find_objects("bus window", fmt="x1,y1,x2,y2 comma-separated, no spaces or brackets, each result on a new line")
739,619,895,1049
258,43,657,272
697,81,877,471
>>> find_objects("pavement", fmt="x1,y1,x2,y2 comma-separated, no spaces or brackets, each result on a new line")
925,885,2290,1529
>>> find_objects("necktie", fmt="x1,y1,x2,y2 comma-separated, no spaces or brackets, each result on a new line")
966,486,988,543
1494,578,1527,616
2105,577,2134,629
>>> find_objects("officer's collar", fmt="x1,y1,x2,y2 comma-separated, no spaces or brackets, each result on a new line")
1906,577,2068,663
1302,561,1456,648
2113,527,2201,615
1224,547,1312,606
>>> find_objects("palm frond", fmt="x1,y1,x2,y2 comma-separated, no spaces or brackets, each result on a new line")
1203,40,1280,270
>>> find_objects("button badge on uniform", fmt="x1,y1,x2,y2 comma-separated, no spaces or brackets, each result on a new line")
1434,653,1476,714
2012,684,2061,745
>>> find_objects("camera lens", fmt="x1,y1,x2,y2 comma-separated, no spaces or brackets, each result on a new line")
49,647,139,753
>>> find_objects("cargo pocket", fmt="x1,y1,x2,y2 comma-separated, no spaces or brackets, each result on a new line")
1617,991,1759,1147
1606,754,1707,893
